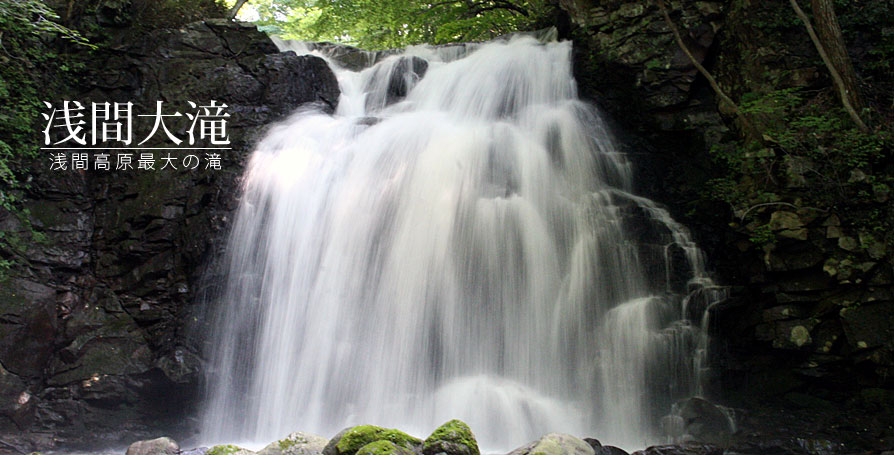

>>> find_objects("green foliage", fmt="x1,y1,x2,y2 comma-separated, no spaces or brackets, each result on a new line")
237,0,552,49
0,1,92,47
0,0,93,278
708,85,893,251
748,223,775,246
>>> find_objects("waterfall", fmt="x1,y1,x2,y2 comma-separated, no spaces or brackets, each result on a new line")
200,33,726,451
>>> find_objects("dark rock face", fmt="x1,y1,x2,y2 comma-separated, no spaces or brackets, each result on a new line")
670,398,733,447
562,0,894,450
364,56,429,110
0,19,339,452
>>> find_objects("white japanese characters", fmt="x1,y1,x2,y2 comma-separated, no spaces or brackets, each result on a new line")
41,100,231,171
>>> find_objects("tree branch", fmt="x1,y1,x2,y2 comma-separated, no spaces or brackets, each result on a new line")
228,0,250,20
655,1,739,115
789,0,869,131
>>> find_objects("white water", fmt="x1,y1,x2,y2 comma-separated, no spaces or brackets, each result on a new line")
200,33,726,451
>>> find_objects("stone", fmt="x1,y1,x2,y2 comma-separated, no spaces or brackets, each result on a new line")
761,305,804,322
508,433,595,455
631,444,722,455
259,432,330,455
840,303,894,351
768,211,807,240
126,437,180,455
365,56,429,110
581,439,602,451
422,419,479,455
838,236,859,252
672,398,733,446
323,426,422,455
208,445,256,455
356,441,417,455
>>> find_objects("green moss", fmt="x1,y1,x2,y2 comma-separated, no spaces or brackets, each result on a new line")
279,435,308,450
356,441,404,455
335,426,422,455
423,420,479,455
207,445,244,455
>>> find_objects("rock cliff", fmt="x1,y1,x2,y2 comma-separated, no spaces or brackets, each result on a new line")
0,19,339,451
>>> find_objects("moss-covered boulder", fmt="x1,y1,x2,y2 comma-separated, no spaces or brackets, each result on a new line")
125,437,179,455
508,434,595,455
259,432,329,455
422,420,479,455
323,425,422,455
207,445,256,455
355,440,417,455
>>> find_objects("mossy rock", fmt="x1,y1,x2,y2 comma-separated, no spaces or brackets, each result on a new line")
508,434,594,455
259,432,329,455
422,420,479,455
207,445,256,455
355,441,417,455
323,425,422,455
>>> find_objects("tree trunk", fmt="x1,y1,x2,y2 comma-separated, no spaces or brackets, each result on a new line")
789,0,868,131
810,0,863,110
228,0,250,20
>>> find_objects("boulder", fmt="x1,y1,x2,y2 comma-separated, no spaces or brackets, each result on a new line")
596,446,629,455
508,433,595,455
126,437,179,455
422,419,479,455
356,440,418,455
672,398,734,446
631,443,722,455
365,56,429,110
323,425,423,455
208,445,257,455
259,432,329,455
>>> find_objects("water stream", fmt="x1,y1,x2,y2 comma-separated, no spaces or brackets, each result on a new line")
200,33,726,451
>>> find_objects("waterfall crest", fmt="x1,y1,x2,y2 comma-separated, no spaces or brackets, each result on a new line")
200,34,726,450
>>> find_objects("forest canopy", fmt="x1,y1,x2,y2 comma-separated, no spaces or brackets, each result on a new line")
224,0,554,49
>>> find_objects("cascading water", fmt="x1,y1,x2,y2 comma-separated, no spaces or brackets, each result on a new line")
200,32,727,450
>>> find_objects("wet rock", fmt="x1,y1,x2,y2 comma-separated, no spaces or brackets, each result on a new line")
768,211,807,241
208,445,257,455
323,426,422,455
364,56,429,110
596,446,629,455
422,419,479,455
126,437,180,455
631,443,721,455
356,441,418,455
508,433,595,455
672,398,734,446
581,439,601,451
840,303,894,352
308,42,392,71
259,432,329,455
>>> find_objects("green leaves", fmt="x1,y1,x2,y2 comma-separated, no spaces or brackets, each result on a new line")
245,0,549,49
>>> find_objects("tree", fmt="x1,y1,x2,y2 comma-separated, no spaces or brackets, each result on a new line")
789,0,868,131
229,0,251,18
240,0,550,49
809,0,862,110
